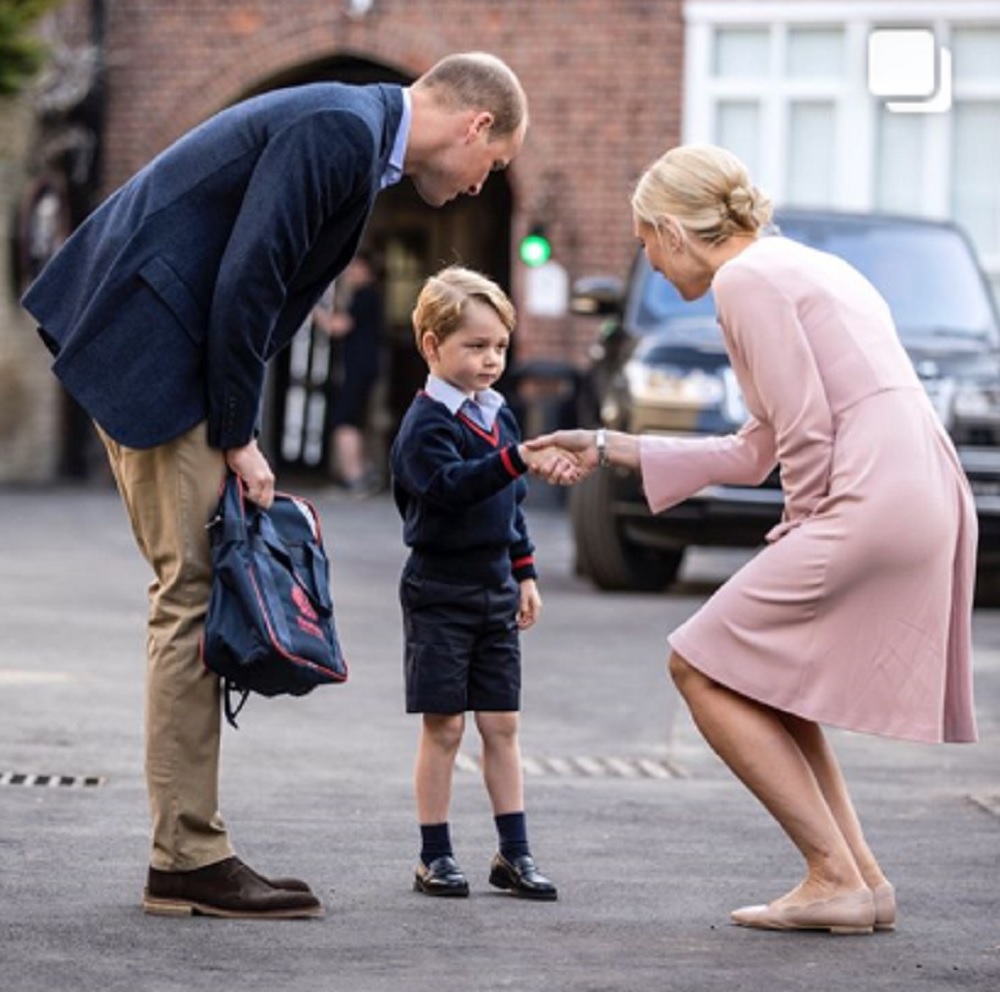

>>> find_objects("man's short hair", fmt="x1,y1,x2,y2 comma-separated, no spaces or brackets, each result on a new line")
415,52,528,137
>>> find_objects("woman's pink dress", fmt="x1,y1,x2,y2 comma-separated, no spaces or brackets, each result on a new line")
640,236,977,743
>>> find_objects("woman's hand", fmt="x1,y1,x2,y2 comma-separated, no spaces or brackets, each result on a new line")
519,441,585,485
527,428,642,475
524,429,600,483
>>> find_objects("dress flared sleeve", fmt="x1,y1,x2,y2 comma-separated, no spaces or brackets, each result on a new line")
640,420,776,514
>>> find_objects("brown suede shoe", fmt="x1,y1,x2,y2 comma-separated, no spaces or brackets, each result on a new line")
144,856,323,918
241,861,314,893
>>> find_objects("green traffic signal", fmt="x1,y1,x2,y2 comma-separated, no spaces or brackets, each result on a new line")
519,228,552,267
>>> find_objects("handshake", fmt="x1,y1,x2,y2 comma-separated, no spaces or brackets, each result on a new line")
517,429,605,487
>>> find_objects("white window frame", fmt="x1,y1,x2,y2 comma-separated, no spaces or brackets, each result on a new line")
684,1,1000,290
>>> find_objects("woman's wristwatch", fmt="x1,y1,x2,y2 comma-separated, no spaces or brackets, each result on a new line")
595,428,609,468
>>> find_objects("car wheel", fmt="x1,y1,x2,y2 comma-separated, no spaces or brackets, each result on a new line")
569,469,683,592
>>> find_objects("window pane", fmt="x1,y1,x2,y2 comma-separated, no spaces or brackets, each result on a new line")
715,101,761,178
875,108,923,215
787,27,845,79
786,102,835,206
713,28,769,79
775,216,996,339
952,27,1000,83
951,101,1000,254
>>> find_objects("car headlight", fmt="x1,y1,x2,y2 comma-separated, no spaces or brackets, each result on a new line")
922,378,1000,428
952,383,1000,422
624,361,725,408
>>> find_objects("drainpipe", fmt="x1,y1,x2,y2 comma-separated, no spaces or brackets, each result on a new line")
83,0,107,213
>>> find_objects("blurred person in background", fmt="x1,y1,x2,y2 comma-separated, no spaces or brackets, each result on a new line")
313,251,385,496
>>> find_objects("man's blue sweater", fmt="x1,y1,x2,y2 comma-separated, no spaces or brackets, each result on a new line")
390,392,537,585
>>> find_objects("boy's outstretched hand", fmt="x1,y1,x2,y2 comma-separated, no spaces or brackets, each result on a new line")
522,430,600,485
518,440,585,485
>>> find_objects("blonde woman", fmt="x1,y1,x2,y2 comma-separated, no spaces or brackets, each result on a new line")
531,144,977,934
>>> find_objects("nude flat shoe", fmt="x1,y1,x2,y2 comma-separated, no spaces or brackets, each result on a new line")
730,888,876,935
872,882,896,932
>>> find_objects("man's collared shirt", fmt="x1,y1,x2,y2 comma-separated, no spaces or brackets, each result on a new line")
381,88,411,189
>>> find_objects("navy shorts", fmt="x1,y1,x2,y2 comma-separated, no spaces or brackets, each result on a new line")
399,560,521,714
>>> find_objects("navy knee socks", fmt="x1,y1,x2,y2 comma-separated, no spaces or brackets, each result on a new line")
420,812,530,864
419,822,453,865
495,811,530,861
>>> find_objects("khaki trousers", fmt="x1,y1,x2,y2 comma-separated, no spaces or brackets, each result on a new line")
98,421,232,871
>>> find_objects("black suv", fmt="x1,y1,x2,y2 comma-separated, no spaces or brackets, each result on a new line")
569,209,1000,600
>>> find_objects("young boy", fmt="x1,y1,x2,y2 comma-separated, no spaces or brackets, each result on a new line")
390,266,560,901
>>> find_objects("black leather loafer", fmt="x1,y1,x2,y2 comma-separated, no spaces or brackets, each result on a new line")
414,855,470,897
488,853,558,901
144,855,323,918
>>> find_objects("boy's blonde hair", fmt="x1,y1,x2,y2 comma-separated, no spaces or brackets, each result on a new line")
411,266,515,357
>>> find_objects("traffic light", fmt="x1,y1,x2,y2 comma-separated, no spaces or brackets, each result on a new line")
519,225,552,267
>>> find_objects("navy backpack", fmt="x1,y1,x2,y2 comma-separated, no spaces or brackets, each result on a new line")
201,473,348,726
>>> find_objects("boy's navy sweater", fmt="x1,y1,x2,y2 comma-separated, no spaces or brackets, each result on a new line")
390,392,537,585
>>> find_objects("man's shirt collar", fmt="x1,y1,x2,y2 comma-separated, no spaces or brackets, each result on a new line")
381,88,411,190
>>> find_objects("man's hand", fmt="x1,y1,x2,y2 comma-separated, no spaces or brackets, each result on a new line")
225,439,275,508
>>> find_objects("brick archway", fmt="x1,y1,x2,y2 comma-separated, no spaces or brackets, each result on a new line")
157,20,449,147
143,21,521,477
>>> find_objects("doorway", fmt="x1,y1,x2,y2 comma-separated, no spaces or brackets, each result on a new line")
251,55,514,480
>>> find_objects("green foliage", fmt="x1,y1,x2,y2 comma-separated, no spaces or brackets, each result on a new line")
0,0,66,97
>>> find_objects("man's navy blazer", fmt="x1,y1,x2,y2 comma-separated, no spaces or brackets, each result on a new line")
22,82,404,450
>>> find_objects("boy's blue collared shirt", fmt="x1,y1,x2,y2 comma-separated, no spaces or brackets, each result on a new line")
425,374,505,430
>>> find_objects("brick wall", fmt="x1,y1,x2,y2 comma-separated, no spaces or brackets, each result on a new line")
94,0,685,361
0,1,95,483
0,96,60,483
3,0,686,481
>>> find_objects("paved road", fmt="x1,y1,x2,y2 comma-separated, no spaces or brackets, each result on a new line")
1,483,998,991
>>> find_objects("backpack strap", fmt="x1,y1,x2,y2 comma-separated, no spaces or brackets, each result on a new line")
211,473,253,730
223,679,251,729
